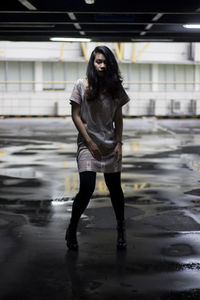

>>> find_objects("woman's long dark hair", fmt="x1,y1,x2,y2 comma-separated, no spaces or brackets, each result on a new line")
86,45,123,101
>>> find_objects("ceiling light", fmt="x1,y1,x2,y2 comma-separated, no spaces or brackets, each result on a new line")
84,0,95,4
18,0,37,10
67,12,77,20
183,24,200,29
145,24,153,30
74,23,82,30
131,38,173,42
50,37,91,42
152,13,163,21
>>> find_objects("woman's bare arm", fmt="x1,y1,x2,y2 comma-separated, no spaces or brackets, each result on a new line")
71,102,102,160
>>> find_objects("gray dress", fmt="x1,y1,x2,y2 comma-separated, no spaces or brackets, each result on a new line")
69,78,130,173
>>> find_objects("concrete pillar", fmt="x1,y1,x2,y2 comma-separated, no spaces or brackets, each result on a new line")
34,61,43,92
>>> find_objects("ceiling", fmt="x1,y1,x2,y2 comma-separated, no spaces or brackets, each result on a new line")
1,0,200,42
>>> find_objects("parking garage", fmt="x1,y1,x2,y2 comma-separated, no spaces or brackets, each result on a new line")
1,2,200,300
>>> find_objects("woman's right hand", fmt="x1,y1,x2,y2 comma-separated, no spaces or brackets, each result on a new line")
71,103,102,161
86,139,102,161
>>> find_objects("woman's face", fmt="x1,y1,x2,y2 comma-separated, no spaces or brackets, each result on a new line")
93,52,106,77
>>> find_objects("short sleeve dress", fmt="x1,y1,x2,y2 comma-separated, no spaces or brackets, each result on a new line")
69,78,130,173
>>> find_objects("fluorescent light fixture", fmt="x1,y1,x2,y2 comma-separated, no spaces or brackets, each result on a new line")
50,37,91,42
183,24,200,28
67,12,77,20
74,23,82,30
18,0,37,10
84,0,95,3
131,38,173,42
152,13,163,21
145,24,153,30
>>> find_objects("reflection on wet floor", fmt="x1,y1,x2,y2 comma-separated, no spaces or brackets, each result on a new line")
0,118,200,299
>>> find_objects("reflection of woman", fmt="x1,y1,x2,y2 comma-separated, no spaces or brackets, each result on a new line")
66,45,130,250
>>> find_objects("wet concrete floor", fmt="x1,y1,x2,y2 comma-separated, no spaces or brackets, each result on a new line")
0,117,200,299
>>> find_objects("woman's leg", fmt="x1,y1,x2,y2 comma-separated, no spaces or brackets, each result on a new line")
66,171,96,249
104,172,126,249
70,171,96,229
104,172,124,221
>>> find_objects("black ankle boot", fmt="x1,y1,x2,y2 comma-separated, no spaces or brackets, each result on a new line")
116,220,127,250
65,223,79,250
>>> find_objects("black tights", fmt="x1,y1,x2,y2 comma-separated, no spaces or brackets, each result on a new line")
70,171,125,230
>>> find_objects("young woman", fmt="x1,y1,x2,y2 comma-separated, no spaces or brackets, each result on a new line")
66,45,130,250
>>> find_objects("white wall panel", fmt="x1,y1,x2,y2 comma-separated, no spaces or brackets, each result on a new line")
77,62,87,79
35,62,43,92
20,62,34,92
7,62,20,92
176,65,185,92
0,61,6,92
185,65,194,91
140,64,151,92
43,62,53,90
158,65,165,91
64,62,78,91
53,62,65,90
166,65,175,92
129,64,140,92
193,43,200,62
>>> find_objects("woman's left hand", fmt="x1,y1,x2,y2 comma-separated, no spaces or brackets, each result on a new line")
114,142,122,162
